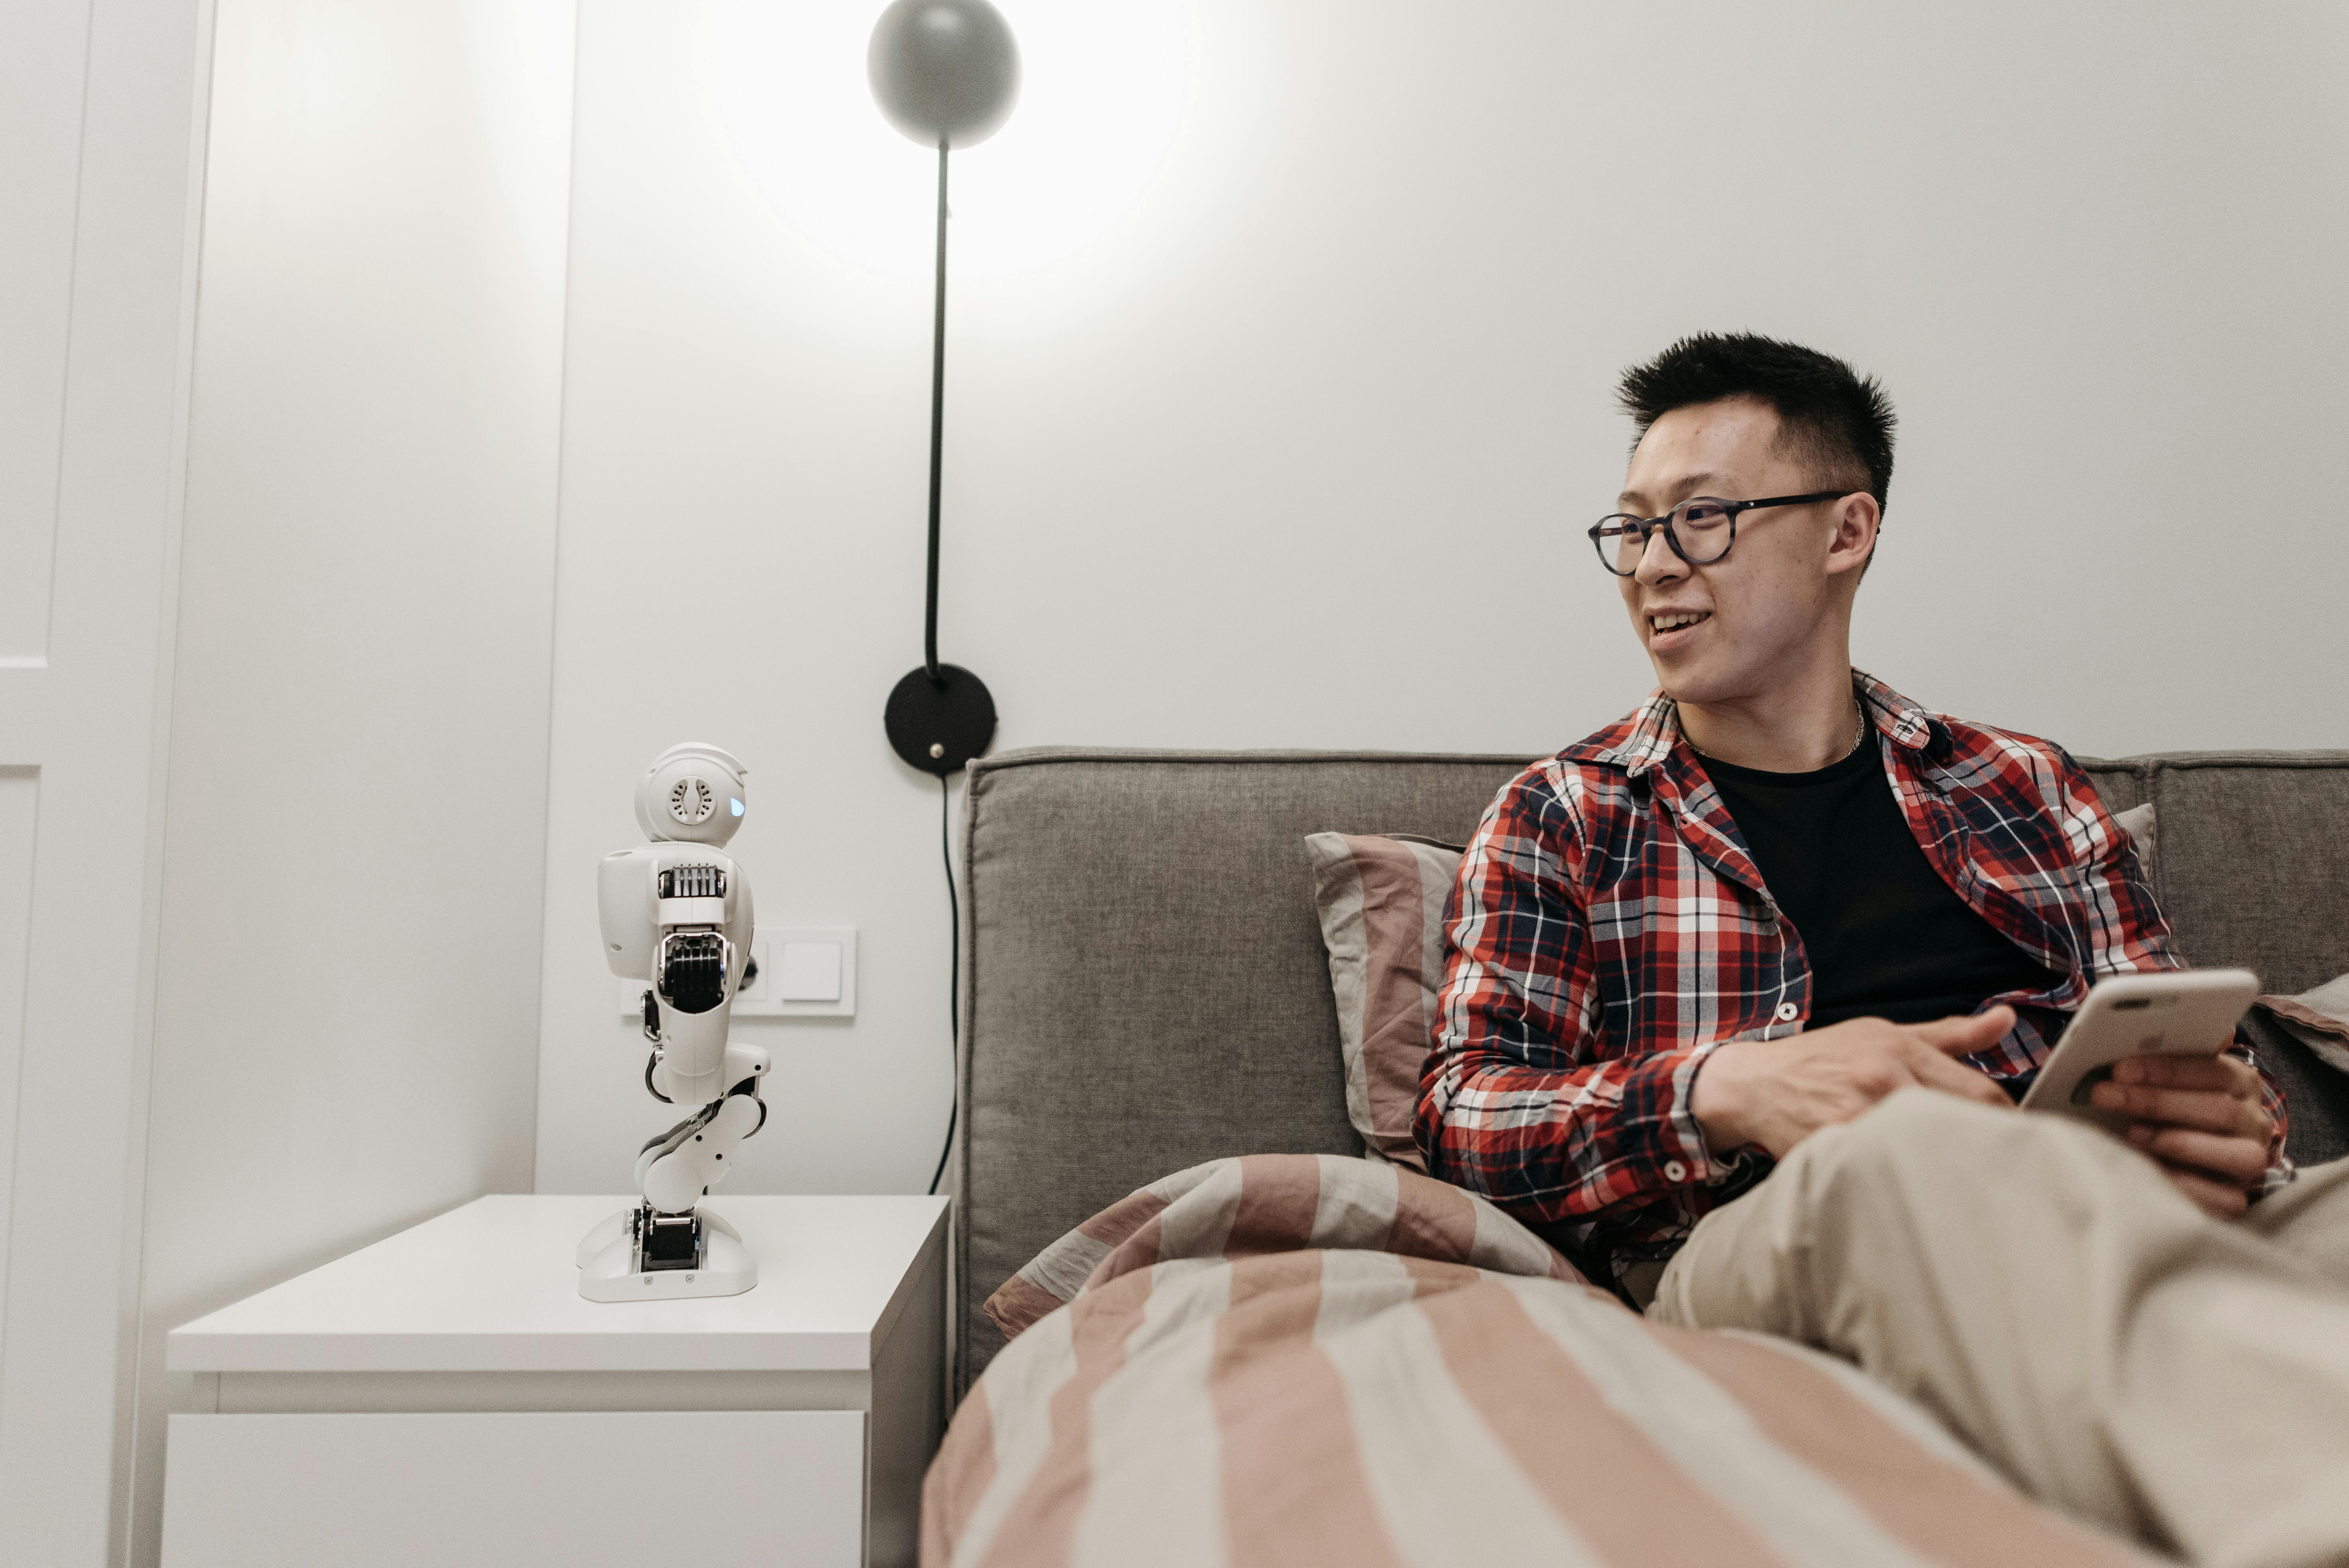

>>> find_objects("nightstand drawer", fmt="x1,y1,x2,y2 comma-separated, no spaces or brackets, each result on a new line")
162,1409,864,1567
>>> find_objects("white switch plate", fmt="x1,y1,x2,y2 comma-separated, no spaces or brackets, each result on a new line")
615,926,857,1020
742,927,855,1017
774,940,841,1002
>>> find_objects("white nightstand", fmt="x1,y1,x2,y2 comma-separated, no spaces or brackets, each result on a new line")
163,1194,949,1568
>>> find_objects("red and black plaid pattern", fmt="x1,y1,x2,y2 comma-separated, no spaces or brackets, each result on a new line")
1414,671,2290,1277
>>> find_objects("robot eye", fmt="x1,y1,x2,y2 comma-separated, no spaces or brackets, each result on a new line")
730,798,744,817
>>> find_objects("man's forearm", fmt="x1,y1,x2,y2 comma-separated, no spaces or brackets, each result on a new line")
1417,1045,1724,1224
1681,1011,2018,1162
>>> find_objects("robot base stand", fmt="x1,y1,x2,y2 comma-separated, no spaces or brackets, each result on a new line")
576,1202,757,1302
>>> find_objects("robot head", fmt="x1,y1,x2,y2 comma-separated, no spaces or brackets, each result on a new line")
635,743,749,847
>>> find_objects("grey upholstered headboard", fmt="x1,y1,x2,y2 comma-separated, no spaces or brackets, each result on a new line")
952,749,1529,1390
951,746,2349,1395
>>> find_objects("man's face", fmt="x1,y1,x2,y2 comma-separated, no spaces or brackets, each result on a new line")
1614,398,1853,707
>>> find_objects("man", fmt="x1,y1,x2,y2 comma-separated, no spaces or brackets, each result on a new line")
1416,333,2347,1565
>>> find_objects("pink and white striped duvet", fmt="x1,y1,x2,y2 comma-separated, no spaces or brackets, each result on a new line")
924,1154,2155,1568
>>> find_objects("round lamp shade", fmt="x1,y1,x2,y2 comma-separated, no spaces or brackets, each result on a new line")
868,0,1021,150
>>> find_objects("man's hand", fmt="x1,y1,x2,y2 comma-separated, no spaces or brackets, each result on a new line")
2090,1050,2273,1219
1691,1006,2016,1160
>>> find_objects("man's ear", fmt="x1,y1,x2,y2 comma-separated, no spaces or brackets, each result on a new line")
1824,492,1880,581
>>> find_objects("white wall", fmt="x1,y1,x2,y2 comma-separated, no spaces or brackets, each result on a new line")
122,3,575,1563
533,0,2349,1201
0,2,211,1563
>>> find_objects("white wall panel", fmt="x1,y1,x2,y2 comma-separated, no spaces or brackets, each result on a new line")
535,0,2349,1200
0,769,37,1352
0,0,92,660
0,0,211,1559
126,2,576,1563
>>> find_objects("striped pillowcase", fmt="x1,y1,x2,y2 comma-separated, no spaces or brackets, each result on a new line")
1304,832,1463,1172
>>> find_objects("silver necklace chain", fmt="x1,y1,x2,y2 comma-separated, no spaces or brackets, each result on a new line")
1689,699,1868,766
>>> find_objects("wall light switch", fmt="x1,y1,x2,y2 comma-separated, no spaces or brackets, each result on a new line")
615,926,856,1019
736,926,856,1019
615,925,855,1023
775,941,841,1002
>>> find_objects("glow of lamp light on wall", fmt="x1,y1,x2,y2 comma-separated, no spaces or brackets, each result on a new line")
707,0,1193,279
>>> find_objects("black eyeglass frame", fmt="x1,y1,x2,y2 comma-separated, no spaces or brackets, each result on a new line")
1587,491,1853,577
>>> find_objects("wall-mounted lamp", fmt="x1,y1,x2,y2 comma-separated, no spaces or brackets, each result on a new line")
871,0,1019,777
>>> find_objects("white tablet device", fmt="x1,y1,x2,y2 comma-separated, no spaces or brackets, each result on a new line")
2019,968,2261,1131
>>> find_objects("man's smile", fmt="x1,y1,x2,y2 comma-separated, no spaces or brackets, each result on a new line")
1646,607,1713,649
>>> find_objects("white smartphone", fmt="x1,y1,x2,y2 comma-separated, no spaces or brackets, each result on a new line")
2020,969,2261,1131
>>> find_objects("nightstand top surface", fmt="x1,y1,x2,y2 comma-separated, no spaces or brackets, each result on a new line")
169,1194,950,1374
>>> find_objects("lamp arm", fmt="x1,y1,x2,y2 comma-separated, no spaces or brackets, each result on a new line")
924,139,949,682
880,135,994,781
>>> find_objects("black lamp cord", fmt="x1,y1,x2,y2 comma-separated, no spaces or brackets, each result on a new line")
927,772,959,1196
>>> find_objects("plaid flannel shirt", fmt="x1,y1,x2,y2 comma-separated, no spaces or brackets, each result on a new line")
1414,671,2292,1277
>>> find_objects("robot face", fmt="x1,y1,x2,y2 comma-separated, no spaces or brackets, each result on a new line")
669,776,717,827
635,743,749,846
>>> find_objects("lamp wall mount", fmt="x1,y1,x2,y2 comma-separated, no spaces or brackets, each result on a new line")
885,663,997,777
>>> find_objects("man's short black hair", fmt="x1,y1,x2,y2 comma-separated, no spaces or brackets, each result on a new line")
1617,332,1896,511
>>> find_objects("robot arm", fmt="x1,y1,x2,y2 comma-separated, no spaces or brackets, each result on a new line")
598,840,768,1108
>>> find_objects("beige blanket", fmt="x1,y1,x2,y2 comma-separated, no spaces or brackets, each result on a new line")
925,1154,2157,1568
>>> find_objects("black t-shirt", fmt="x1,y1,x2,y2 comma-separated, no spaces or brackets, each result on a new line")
1699,738,2063,1028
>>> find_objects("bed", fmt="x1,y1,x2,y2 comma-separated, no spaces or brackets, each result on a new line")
926,746,2349,1566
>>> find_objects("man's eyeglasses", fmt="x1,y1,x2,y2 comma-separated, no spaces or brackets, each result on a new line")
1588,492,1851,577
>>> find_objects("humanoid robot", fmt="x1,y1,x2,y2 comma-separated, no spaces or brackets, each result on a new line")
575,742,770,1301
